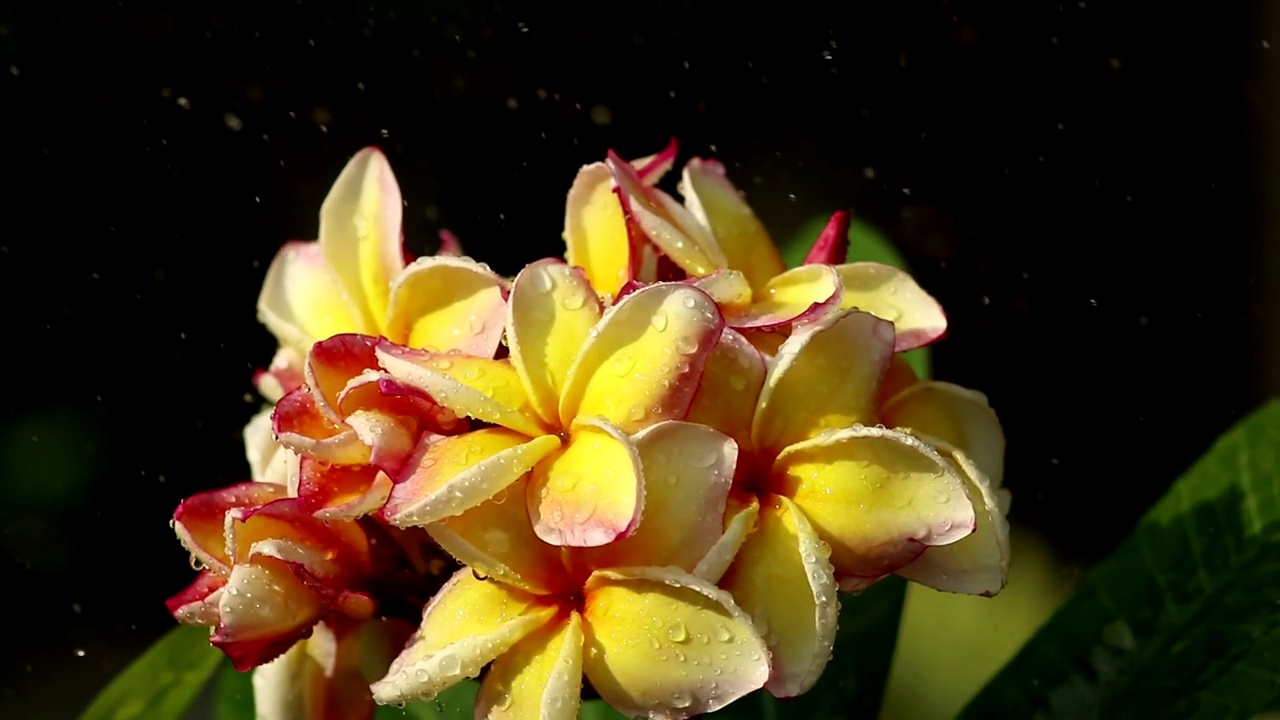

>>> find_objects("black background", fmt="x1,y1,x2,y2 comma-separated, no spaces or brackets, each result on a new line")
1,1,1274,716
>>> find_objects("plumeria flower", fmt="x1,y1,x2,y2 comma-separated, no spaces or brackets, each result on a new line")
270,333,469,519
256,147,508,364
678,308,1007,697
371,259,724,548
166,482,378,671
370,421,771,719
564,143,946,350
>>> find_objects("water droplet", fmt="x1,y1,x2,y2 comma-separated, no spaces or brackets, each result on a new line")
562,290,586,310
681,295,698,309
628,405,646,423
695,449,719,468
531,270,555,293
713,624,734,643
650,311,670,331
438,652,462,676
415,667,431,682
647,635,661,650
674,335,698,355
432,359,454,371
670,689,693,708
666,620,689,643
674,650,686,662
612,356,636,377
73,648,86,658
934,490,951,503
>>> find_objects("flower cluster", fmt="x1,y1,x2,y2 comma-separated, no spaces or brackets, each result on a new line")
168,141,1009,719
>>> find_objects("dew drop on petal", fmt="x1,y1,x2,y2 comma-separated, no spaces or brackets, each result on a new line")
666,620,689,643
713,623,734,643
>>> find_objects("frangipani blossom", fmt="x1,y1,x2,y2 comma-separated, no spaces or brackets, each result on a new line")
681,308,1007,697
270,333,468,520
370,421,771,720
166,483,377,671
567,144,947,350
372,260,724,548
256,147,509,368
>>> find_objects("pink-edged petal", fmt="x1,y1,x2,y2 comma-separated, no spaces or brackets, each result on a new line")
582,567,769,719
334,369,466,436
381,428,561,528
801,210,850,266
686,329,767,453
254,347,306,403
835,262,947,351
693,491,760,584
369,570,558,705
212,557,327,671
719,495,838,697
227,498,372,582
881,380,1005,487
244,408,290,486
564,163,634,297
342,410,418,476
295,458,392,521
319,147,406,333
427,475,575,595
679,157,785,290
506,259,604,426
436,229,463,256
173,482,288,573
476,612,584,720
384,255,507,356
687,269,754,308
570,421,735,572
632,138,680,184
166,571,227,626
305,334,381,419
607,150,727,277
374,342,551,438
751,309,895,458
773,425,976,580
896,443,1011,596
257,241,367,355
272,388,371,466
527,418,643,548
559,283,724,433
726,264,842,330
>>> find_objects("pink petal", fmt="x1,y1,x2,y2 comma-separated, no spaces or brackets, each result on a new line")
802,211,851,266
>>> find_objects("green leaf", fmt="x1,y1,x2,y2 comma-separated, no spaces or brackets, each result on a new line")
579,699,630,719
962,400,1280,719
211,660,255,720
376,680,479,720
78,625,224,720
781,215,930,379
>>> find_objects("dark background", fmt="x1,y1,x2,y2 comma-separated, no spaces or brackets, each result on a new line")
1,0,1275,716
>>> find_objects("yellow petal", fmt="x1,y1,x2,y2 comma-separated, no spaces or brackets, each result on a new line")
881,380,1005,487
375,343,551,438
836,262,947,351
751,309,895,457
244,408,290,486
563,163,632,297
560,283,724,433
693,491,760,584
688,269,754,308
606,152,728,276
476,612,584,720
679,158,785,290
384,255,507,357
370,570,557,706
896,444,1010,596
428,476,575,596
257,241,366,354
581,567,769,719
686,329,767,452
774,426,976,579
571,421,735,572
718,495,838,697
507,259,605,426
527,418,642,548
319,148,406,332
729,264,841,330
383,429,562,527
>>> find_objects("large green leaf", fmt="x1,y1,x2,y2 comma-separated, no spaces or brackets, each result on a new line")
78,625,223,720
962,400,1280,719
781,214,930,379
210,660,254,719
